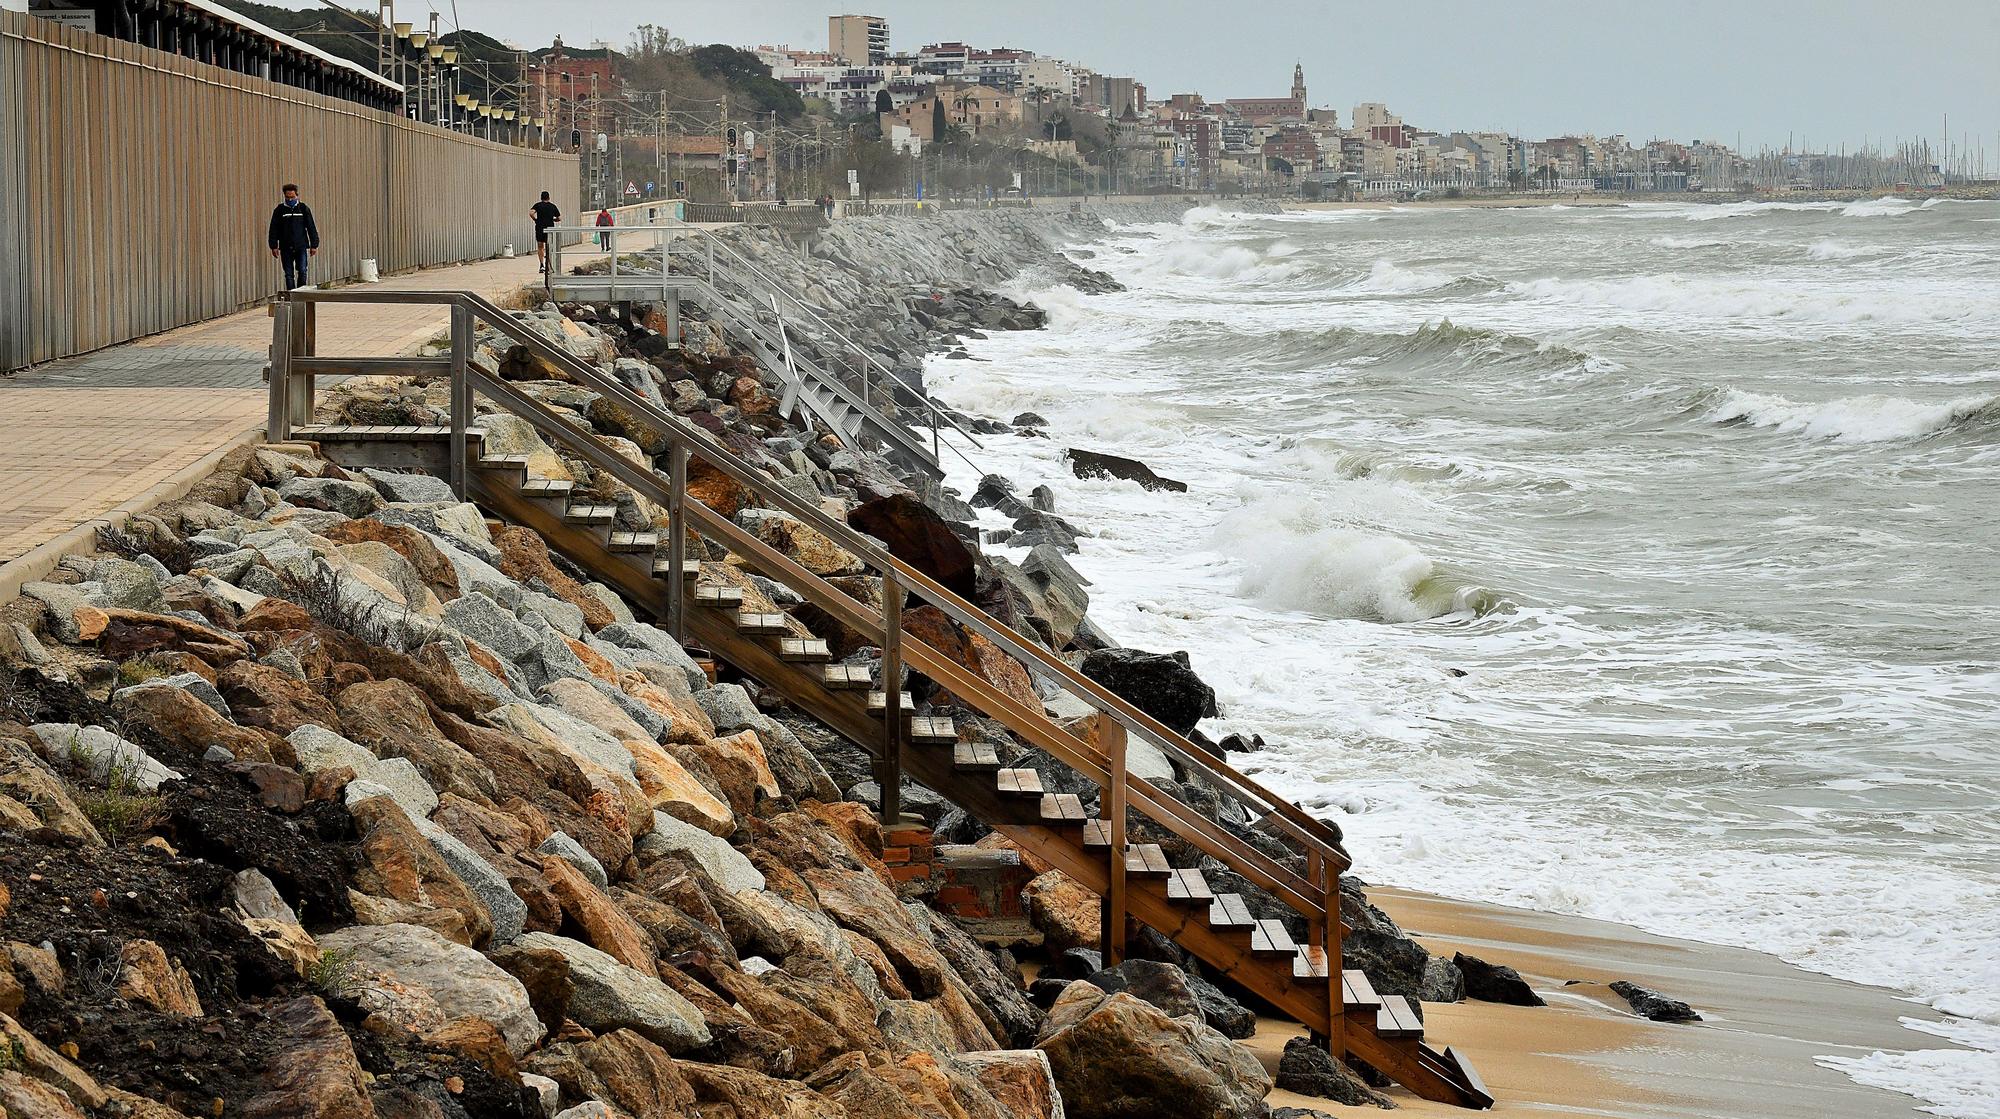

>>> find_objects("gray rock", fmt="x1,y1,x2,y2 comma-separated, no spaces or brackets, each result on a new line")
519,590,587,640
288,725,438,819
1453,952,1542,1006
520,1073,561,1118
277,476,382,517
635,811,764,893
317,923,543,1056
88,557,165,611
1421,955,1466,1003
589,678,667,741
1609,980,1700,1022
583,582,636,626
537,831,609,889
442,592,540,662
1085,958,1201,1020
232,869,299,925
692,683,759,732
21,582,93,642
1275,1035,1394,1108
0,622,52,667
412,813,530,944
360,469,458,505
113,672,231,720
30,723,182,790
514,932,711,1052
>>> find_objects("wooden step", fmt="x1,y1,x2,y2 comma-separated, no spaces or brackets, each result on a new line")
955,741,1001,772
607,530,658,553
519,478,574,499
295,424,486,442
995,768,1043,797
1039,792,1086,824
909,715,956,745
736,611,789,635
1081,819,1112,849
652,557,702,580
1440,1047,1492,1109
778,637,830,662
1209,893,1255,930
1120,843,1170,877
867,690,916,715
820,664,871,690
1166,868,1213,906
564,503,617,525
475,453,529,471
1376,994,1424,1039
1342,969,1383,1012
1251,919,1297,957
693,585,745,608
1294,946,1330,981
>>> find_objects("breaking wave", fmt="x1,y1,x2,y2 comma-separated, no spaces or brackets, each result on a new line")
1148,319,1606,377
1699,388,2000,442
1212,495,1500,622
1806,237,1871,260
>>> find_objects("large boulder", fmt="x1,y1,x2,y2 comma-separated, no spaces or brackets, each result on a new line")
237,997,376,1119
737,509,863,577
1077,648,1218,737
1066,448,1187,493
1275,1035,1392,1108
315,923,544,1056
953,1050,1062,1119
846,494,977,597
1022,870,1098,955
515,933,711,1052
1036,986,1270,1119
1610,980,1700,1022
1083,959,1200,1021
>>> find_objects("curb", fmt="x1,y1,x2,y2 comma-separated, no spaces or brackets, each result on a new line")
0,423,267,606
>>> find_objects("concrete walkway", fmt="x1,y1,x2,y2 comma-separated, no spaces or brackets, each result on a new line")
0,254,543,567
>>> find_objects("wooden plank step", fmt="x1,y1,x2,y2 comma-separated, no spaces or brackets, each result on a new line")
607,531,659,553
820,664,871,690
1251,919,1297,957
1376,994,1424,1039
1039,792,1086,823
910,716,956,745
1209,893,1255,930
1294,946,1331,981
778,637,830,662
955,742,1001,772
1124,843,1172,877
1442,1046,1493,1108
1342,969,1383,1011
867,690,916,714
474,453,530,471
995,768,1043,797
519,478,574,498
736,611,789,635
1081,820,1112,849
694,585,745,607
1166,868,1213,905
295,424,486,442
653,557,702,580
564,503,617,524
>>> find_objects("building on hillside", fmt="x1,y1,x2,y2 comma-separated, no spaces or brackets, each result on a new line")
1021,57,1079,99
527,38,621,142
828,14,888,66
1351,102,1399,131
1223,62,1307,123
1261,125,1319,173
888,83,1023,141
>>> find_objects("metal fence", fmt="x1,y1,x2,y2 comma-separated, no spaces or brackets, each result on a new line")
0,10,578,371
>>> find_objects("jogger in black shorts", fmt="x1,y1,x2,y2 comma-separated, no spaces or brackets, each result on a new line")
529,191,561,273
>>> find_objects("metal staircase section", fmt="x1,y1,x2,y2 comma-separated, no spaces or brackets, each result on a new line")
265,290,1493,1110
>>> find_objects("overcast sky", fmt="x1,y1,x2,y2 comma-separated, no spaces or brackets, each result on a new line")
406,0,1998,155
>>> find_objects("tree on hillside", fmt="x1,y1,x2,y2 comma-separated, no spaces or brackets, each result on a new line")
689,45,804,121
875,89,893,115
930,97,947,143
629,24,687,62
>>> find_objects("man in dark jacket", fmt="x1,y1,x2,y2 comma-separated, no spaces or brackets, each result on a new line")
267,183,320,290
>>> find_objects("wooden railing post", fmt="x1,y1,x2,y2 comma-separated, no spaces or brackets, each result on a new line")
666,441,688,642
1326,868,1346,1062
1103,716,1128,964
266,300,292,442
289,301,316,429
878,570,904,825
448,299,472,499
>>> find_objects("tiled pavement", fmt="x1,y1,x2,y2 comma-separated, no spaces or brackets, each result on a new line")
0,255,544,563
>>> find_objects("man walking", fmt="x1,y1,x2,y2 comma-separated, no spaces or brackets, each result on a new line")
267,183,320,290
530,190,561,274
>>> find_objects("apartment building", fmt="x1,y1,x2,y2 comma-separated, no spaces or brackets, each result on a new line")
828,14,889,66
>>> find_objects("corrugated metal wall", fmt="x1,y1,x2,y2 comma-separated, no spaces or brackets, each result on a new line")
0,10,579,370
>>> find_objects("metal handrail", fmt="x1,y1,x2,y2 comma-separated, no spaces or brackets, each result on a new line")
269,287,1351,921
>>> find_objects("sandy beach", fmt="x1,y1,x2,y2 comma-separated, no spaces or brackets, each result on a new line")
1250,886,1957,1117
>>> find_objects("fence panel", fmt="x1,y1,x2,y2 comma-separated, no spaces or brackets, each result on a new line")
0,10,578,371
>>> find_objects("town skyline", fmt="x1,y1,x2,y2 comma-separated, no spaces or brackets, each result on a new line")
393,0,2000,153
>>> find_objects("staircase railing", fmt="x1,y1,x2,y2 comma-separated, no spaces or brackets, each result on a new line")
267,287,1352,1013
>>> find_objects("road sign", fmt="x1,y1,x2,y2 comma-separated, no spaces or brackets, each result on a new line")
847,169,859,184
849,182,860,197
624,181,639,197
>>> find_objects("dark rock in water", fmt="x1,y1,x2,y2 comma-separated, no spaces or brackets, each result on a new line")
1079,647,1218,736
1454,951,1544,1006
1012,412,1050,428
971,473,1022,513
1276,1036,1396,1108
847,493,978,597
1610,980,1701,1022
1010,509,1084,553
1271,1109,1343,1119
1045,947,1105,981
1066,448,1188,493
1218,732,1266,754
1029,484,1057,512
1085,958,1201,1020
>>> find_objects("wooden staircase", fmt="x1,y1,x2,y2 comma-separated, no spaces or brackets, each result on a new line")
269,289,1493,1109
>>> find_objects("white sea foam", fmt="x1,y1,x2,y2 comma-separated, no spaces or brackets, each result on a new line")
1807,237,1871,260
1506,273,1991,329
1707,389,2000,442
1842,196,1925,218
1349,259,1459,294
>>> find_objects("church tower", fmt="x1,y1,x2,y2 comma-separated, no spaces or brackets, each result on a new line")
1291,61,1307,110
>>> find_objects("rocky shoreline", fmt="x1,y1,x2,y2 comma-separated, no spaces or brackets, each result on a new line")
0,202,1559,1119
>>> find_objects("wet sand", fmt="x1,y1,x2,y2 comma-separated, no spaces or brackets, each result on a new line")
1255,887,1956,1117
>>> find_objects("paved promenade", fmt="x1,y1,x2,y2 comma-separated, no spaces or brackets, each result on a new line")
0,255,542,565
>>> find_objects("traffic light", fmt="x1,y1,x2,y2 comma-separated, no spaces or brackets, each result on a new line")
570,128,581,149
727,127,737,150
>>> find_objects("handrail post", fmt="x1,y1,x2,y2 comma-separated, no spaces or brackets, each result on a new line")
266,298,293,442
1103,716,1128,964
294,301,318,429
1325,867,1346,1062
448,298,472,499
878,570,904,825
667,441,688,642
